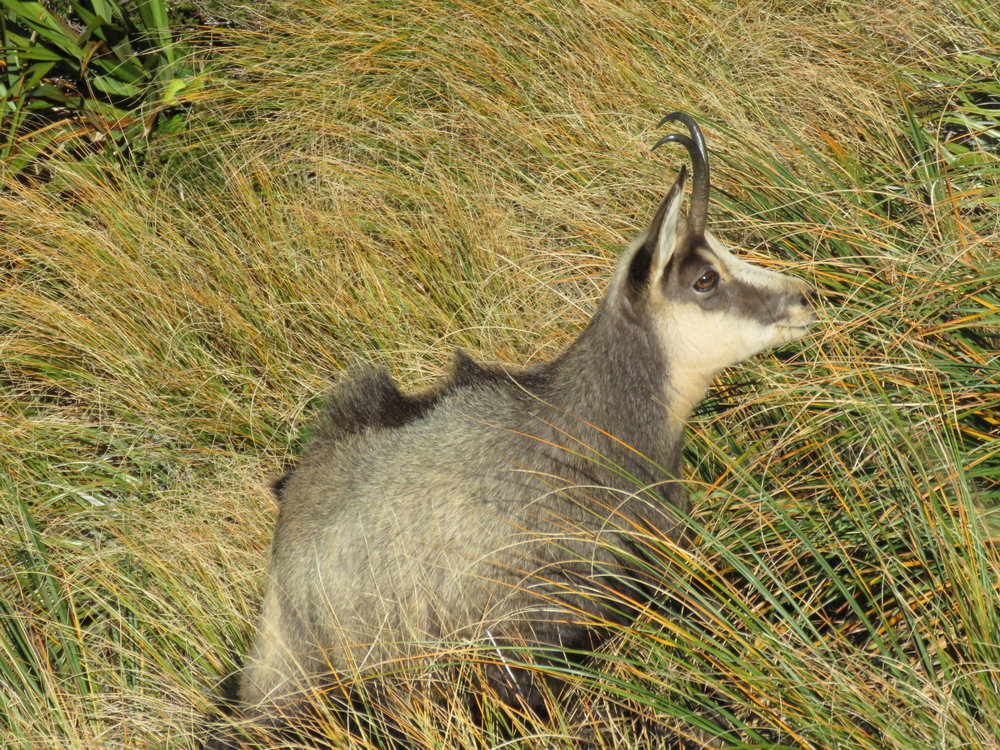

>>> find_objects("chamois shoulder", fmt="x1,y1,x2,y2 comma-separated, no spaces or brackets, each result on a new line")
452,347,553,392
315,349,524,443
315,368,437,441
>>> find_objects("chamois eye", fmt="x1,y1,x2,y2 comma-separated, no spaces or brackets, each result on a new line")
693,269,719,292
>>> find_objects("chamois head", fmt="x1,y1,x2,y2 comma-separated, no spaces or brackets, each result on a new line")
608,112,815,415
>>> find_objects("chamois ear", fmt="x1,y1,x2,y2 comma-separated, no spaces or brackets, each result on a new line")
625,166,687,294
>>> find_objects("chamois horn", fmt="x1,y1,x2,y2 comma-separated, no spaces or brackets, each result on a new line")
653,111,710,237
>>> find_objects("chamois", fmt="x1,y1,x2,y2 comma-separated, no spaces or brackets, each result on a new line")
205,112,816,747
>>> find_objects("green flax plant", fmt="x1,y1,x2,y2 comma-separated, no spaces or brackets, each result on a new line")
0,0,200,173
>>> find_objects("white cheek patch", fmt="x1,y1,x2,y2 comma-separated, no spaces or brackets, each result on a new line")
654,301,798,417
659,304,776,377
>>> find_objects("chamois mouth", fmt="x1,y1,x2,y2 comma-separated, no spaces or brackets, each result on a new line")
781,306,817,332
775,322,814,342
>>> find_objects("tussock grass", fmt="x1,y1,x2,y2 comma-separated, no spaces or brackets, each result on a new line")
1,0,998,747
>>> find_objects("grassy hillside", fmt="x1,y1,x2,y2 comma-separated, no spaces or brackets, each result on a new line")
1,0,998,747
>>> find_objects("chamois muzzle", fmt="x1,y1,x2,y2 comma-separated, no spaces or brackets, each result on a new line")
652,111,710,237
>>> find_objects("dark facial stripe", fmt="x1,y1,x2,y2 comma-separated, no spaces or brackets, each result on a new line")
666,242,797,326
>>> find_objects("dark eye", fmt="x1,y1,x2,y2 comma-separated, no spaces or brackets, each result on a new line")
693,269,720,292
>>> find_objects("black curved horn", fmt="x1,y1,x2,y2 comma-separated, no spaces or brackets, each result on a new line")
651,111,710,237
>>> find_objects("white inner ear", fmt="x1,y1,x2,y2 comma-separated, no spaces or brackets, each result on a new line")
650,188,685,282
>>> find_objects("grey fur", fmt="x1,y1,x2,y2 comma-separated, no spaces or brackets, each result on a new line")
206,114,815,747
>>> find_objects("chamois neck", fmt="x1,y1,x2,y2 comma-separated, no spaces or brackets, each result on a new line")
662,365,716,429
542,302,691,474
